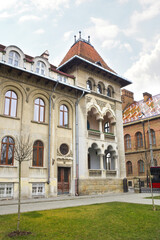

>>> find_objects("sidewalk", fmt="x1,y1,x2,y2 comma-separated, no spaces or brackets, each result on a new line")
0,192,160,215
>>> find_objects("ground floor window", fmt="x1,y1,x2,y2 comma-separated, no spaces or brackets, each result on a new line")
128,181,132,187
0,183,13,198
32,183,45,196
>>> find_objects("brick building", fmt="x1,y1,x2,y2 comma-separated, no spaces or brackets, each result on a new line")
122,89,160,189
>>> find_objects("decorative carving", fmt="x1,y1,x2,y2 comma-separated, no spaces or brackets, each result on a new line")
26,87,30,92
57,148,73,157
86,96,92,103
110,104,116,112
96,99,106,110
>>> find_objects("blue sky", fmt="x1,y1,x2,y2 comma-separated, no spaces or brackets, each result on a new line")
0,0,160,100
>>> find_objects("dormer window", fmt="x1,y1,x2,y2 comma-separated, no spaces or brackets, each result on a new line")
57,74,67,83
8,51,20,66
95,61,102,66
36,61,46,76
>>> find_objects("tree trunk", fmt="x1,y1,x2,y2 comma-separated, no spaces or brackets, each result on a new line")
17,161,21,231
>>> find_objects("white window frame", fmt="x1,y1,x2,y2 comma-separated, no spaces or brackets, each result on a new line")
36,61,46,75
32,183,45,196
8,51,20,66
57,74,67,83
0,183,13,198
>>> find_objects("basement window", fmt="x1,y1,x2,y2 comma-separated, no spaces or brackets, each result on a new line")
32,183,45,196
0,183,13,198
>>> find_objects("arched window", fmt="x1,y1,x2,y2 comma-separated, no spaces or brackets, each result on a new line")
33,140,44,167
34,98,45,122
148,129,156,146
153,159,157,167
36,61,46,75
4,90,17,117
107,87,111,97
8,51,20,66
60,105,68,127
124,134,131,149
87,120,90,130
105,153,111,170
104,122,110,133
126,161,132,174
1,137,14,165
138,160,144,173
136,132,143,148
86,80,92,90
97,84,102,94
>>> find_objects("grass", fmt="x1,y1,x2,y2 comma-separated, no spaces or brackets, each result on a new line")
146,195,160,199
0,202,160,240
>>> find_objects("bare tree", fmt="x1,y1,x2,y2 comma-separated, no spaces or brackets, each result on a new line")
140,151,156,211
14,135,32,231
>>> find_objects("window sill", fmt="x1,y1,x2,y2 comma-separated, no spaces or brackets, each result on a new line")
0,114,20,120
57,125,71,130
29,167,47,169
0,165,17,168
31,120,48,125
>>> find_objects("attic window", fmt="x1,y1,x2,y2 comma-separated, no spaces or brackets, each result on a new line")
95,61,102,66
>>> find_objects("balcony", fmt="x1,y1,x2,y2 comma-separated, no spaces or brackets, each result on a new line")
88,129,100,138
89,169,102,177
104,132,115,139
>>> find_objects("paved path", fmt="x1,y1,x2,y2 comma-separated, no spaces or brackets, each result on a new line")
0,192,160,215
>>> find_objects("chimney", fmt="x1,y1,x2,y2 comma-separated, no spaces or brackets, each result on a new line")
41,50,49,60
121,89,134,110
88,36,90,43
143,92,152,102
74,35,76,43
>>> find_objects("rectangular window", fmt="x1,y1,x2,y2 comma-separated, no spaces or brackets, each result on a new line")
0,183,13,198
32,183,45,196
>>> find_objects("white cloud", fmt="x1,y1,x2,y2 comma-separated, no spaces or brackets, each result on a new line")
118,0,129,4
85,17,120,49
125,0,160,35
19,15,41,23
0,12,14,19
120,43,132,52
34,29,45,34
64,31,73,41
124,38,160,100
75,0,93,5
30,0,70,10
0,0,19,11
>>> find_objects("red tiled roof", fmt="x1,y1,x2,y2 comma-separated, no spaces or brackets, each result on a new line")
123,94,160,124
59,40,116,73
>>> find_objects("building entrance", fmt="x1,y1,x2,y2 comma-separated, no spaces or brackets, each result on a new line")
58,167,70,194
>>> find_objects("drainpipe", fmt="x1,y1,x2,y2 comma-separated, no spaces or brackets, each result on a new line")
47,81,59,184
75,90,85,195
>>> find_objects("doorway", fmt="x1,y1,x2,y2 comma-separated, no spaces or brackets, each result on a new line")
58,167,70,194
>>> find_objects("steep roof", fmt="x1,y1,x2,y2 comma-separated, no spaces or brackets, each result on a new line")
123,94,160,124
59,38,116,73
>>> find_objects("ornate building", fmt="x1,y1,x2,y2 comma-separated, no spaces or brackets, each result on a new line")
122,89,160,189
0,33,131,199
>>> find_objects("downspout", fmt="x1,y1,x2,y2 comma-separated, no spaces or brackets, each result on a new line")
47,81,59,184
75,90,85,195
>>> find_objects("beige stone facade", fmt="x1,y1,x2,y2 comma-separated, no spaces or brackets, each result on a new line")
0,38,130,199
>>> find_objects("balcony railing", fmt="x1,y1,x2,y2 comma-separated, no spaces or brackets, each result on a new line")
88,129,100,137
104,132,115,139
89,169,102,177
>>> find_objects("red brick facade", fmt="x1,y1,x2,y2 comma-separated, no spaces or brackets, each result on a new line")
122,90,160,188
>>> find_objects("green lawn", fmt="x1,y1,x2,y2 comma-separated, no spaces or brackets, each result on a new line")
0,202,160,240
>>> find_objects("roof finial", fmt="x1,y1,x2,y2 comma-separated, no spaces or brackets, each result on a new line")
88,36,90,43
79,31,81,39
74,35,76,43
